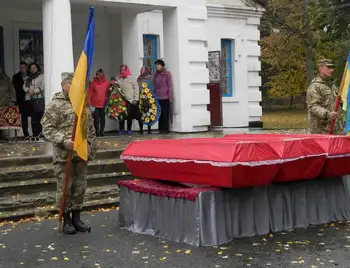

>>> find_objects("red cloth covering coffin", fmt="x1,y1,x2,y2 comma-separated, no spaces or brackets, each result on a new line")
225,134,350,179
121,134,350,188
122,138,281,188
223,134,326,182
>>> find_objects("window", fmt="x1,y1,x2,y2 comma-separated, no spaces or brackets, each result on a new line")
0,27,4,71
220,39,233,97
19,30,44,69
143,35,158,74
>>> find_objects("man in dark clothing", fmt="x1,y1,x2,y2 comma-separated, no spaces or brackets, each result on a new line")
12,61,29,138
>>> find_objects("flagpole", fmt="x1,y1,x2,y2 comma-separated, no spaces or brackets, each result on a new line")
329,62,348,134
57,116,78,233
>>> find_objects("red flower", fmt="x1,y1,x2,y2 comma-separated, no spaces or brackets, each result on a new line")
122,101,126,105
116,94,120,98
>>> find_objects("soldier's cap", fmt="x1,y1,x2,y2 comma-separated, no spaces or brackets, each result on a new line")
61,72,74,83
318,59,335,67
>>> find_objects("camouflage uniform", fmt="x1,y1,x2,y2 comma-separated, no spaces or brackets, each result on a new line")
41,73,96,214
0,73,16,140
306,59,344,135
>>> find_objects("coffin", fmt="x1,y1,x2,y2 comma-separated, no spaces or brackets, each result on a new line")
121,134,350,188
223,134,326,182
225,134,350,179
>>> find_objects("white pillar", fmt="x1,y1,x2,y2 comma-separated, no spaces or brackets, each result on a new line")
43,0,74,103
121,13,141,77
163,6,210,132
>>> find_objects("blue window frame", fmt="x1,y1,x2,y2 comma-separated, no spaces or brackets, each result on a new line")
220,39,233,97
0,26,5,72
143,35,158,74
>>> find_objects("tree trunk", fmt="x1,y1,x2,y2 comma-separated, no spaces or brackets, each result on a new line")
289,95,294,109
302,0,315,88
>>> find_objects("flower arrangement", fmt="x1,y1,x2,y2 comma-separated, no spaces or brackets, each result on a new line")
139,82,161,126
107,83,128,121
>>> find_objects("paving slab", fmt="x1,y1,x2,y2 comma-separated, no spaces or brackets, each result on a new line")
0,210,349,268
0,129,306,159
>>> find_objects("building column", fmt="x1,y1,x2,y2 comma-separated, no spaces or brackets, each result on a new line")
43,0,74,103
121,13,142,76
163,6,210,132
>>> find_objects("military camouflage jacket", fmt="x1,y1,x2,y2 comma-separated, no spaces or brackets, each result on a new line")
41,91,96,163
306,75,344,135
0,74,16,107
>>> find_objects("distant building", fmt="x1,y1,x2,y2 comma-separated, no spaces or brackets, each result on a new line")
0,0,264,133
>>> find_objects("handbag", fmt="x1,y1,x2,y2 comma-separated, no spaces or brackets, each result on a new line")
29,98,45,113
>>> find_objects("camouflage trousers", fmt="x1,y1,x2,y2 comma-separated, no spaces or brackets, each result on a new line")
54,160,87,213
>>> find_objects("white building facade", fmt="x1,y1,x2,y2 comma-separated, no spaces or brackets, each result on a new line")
0,0,263,134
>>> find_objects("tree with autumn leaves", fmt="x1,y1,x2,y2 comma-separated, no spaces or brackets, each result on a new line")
260,0,350,107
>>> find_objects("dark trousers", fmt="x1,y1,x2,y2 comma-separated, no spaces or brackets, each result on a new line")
138,120,151,133
119,102,138,132
19,102,30,137
32,111,44,137
93,108,106,135
158,99,170,133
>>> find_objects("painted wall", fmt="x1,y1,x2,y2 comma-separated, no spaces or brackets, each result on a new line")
206,7,262,127
0,0,262,137
0,6,122,134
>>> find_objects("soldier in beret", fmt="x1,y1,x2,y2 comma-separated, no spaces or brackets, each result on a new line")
41,72,96,234
306,59,344,134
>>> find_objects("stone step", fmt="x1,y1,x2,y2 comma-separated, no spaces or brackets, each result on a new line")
0,197,120,221
0,149,123,168
0,158,127,182
0,184,121,213
0,172,132,198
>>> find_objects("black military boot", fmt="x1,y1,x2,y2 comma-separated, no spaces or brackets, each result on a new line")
72,210,91,233
62,213,76,235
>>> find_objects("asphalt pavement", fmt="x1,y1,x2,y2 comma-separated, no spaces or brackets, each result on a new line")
1,210,350,268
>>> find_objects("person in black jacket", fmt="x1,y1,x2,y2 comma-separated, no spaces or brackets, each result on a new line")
12,61,30,138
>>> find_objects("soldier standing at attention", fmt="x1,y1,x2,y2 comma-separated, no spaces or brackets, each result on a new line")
41,73,96,235
306,59,344,134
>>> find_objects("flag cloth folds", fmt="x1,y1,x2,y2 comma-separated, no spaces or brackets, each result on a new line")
69,6,95,161
341,52,350,134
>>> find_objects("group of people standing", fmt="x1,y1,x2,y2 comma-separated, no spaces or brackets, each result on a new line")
88,59,173,136
0,61,45,140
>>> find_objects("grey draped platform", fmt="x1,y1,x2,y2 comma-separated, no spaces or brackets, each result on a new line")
119,176,350,246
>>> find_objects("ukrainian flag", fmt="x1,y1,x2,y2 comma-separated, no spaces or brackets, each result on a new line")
69,6,95,161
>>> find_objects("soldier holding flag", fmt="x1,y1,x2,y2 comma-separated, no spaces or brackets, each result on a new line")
41,73,96,234
306,59,345,134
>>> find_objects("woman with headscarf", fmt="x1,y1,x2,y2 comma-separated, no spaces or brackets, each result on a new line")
23,63,45,138
116,65,139,135
137,66,160,134
88,69,110,137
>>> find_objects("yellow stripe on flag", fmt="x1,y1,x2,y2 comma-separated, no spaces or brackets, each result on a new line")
69,52,89,161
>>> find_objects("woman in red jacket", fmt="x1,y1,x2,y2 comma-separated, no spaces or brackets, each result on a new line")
88,69,110,136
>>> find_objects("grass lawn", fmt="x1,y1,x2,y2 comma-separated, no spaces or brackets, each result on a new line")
262,109,308,129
